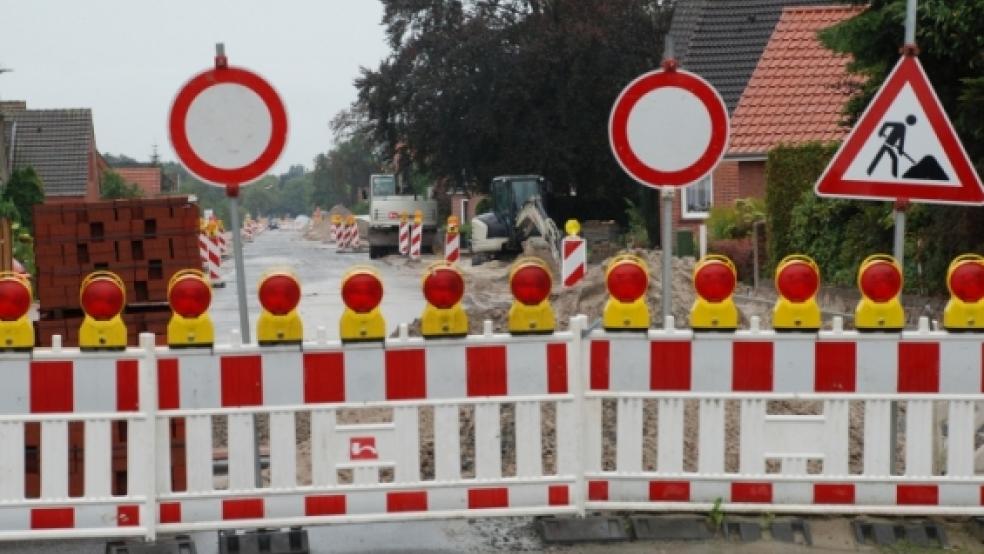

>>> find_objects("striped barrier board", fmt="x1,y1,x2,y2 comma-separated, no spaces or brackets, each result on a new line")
561,236,586,287
1,317,984,543
410,222,422,260
445,232,460,263
399,220,410,255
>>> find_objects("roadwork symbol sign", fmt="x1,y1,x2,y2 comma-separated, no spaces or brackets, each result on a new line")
815,55,984,205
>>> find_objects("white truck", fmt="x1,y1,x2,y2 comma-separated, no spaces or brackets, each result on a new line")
367,174,438,258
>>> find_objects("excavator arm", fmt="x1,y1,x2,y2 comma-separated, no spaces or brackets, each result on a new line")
515,196,562,263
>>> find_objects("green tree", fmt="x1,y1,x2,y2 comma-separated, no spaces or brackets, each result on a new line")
2,166,45,229
100,170,143,199
353,0,676,238
820,0,984,291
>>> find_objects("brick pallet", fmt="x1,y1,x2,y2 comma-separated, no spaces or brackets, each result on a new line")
32,197,201,347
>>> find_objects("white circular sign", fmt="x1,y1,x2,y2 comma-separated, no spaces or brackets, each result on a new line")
185,83,273,170
625,87,712,173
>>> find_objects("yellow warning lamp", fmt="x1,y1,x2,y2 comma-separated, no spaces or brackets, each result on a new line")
943,254,984,331
339,267,386,342
565,219,581,237
421,262,468,338
855,254,904,332
166,269,214,347
79,271,127,350
507,258,555,334
690,255,739,331
414,210,423,225
331,213,342,226
773,255,821,332
399,211,408,224
0,272,35,350
602,254,650,331
448,215,460,233
256,271,303,345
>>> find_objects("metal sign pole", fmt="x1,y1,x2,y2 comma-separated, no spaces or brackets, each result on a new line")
893,0,917,269
661,188,674,326
227,188,251,343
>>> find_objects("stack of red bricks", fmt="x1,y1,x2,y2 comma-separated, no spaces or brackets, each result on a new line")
33,197,201,346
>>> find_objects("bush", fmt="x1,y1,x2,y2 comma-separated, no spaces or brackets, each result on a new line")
765,142,838,269
707,198,765,240
623,198,649,248
474,197,491,215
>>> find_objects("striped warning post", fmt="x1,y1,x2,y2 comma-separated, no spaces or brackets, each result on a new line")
445,231,460,264
330,221,338,243
348,220,360,251
198,234,209,272
399,220,410,255
561,236,586,287
410,221,422,260
205,235,224,287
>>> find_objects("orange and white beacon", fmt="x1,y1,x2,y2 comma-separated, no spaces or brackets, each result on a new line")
690,255,738,331
79,271,127,350
339,267,386,342
256,270,303,345
0,271,34,350
421,262,468,337
773,255,821,332
855,254,904,331
943,254,984,331
167,269,214,347
602,254,649,331
507,258,555,334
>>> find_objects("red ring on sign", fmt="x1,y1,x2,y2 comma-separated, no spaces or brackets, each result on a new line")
609,69,729,188
169,66,288,186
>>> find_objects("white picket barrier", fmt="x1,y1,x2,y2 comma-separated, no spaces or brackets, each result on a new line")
1,315,983,544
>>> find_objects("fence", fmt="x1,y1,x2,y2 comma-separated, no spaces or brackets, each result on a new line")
1,315,983,543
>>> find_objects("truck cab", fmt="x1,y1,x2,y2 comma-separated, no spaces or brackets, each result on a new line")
367,174,438,258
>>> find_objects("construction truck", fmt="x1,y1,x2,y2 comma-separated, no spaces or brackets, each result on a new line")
470,175,563,265
367,174,438,259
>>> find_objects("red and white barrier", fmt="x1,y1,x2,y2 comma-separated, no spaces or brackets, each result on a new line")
445,231,460,264
399,220,410,255
561,236,586,287
410,221,422,260
3,316,984,543
198,233,209,272
204,235,223,287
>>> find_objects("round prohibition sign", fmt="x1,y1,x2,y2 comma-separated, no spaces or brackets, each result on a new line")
169,66,288,186
609,68,729,188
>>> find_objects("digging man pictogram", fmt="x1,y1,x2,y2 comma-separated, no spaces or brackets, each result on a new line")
866,114,948,181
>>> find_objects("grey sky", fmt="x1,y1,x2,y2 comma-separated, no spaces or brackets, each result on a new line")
0,0,389,174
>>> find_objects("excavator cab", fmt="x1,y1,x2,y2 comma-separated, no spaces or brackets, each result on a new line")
472,175,561,263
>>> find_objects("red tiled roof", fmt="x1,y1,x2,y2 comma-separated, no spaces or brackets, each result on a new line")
727,5,865,156
115,167,161,196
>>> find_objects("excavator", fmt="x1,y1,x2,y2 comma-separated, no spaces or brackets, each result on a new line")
470,175,563,265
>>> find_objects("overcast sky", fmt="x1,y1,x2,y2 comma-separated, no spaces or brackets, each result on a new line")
0,0,389,174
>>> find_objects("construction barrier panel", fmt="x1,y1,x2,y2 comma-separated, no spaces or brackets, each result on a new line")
4,254,984,544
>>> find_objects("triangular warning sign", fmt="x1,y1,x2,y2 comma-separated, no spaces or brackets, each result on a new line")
816,54,984,205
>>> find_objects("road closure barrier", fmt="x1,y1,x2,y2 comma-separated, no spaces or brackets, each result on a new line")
2,254,984,544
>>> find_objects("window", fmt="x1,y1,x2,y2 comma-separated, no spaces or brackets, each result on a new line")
682,175,712,219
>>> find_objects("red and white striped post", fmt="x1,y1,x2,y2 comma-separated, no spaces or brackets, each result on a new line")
410,210,422,260
445,215,460,264
330,214,341,243
205,232,224,287
561,219,586,287
199,232,209,272
347,215,360,251
398,212,410,255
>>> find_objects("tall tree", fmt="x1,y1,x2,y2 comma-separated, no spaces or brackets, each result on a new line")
354,0,675,231
2,166,45,229
821,0,984,290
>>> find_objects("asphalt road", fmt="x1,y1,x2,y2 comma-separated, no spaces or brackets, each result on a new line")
209,227,427,341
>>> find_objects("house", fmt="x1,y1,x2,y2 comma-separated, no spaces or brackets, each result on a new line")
114,166,163,196
0,102,105,202
665,1,859,234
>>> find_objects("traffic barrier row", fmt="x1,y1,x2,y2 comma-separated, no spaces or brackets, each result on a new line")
1,315,983,543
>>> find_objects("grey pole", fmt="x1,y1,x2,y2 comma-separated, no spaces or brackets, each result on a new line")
661,188,674,325
905,0,917,44
228,193,251,343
